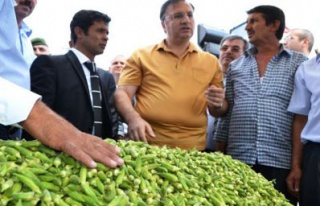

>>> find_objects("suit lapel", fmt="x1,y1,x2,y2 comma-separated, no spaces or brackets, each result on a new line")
65,51,91,98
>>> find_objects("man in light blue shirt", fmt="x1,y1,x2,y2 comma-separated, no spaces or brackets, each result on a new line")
14,0,37,67
0,0,37,140
287,55,320,206
0,0,37,90
0,0,29,89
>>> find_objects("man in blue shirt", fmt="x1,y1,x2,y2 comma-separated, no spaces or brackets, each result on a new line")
215,5,307,204
14,0,37,67
287,55,320,206
0,0,37,140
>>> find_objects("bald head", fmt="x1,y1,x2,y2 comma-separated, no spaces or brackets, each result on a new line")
284,28,314,56
109,55,126,84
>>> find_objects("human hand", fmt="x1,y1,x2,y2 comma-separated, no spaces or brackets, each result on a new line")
22,100,124,169
61,132,124,169
286,167,302,197
127,116,155,143
206,85,225,108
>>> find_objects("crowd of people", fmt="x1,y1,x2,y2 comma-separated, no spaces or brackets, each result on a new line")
0,0,319,205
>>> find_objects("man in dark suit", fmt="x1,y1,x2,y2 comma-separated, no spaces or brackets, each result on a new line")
24,10,119,140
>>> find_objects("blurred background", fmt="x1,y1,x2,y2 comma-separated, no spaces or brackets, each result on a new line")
25,0,320,69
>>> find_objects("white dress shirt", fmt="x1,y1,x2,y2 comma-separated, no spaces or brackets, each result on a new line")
0,77,40,125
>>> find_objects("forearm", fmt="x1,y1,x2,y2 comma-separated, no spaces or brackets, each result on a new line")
21,100,79,151
208,98,229,117
114,89,140,124
21,100,124,169
216,140,227,154
291,139,303,171
291,114,307,170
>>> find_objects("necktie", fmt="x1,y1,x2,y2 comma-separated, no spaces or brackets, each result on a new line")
84,61,103,137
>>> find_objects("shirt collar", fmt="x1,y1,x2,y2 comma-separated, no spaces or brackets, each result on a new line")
244,44,291,58
20,22,32,37
70,48,91,64
156,39,199,53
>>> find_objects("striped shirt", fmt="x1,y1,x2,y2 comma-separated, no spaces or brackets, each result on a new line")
216,46,307,169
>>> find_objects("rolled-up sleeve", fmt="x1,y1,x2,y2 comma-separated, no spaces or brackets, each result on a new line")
0,77,40,125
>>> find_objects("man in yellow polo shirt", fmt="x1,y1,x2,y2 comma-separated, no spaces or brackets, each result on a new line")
114,0,228,150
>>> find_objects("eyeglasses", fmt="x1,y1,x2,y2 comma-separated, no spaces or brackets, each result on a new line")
284,35,300,41
112,61,125,66
165,12,194,21
220,46,241,53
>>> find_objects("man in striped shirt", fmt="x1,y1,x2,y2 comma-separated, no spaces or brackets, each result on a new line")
215,5,307,205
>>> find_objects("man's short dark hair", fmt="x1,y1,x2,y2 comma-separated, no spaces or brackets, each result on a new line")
247,5,285,40
70,10,111,44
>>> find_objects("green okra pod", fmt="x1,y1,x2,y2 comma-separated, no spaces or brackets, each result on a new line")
13,173,42,194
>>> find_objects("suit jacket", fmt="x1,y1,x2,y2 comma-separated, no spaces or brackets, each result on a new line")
23,51,118,140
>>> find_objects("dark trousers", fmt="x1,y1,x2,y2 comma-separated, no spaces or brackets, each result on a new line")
300,142,320,206
252,164,298,205
0,124,21,140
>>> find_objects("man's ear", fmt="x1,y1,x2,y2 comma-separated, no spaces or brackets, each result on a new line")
302,38,309,47
74,26,84,39
161,21,167,34
271,20,280,33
